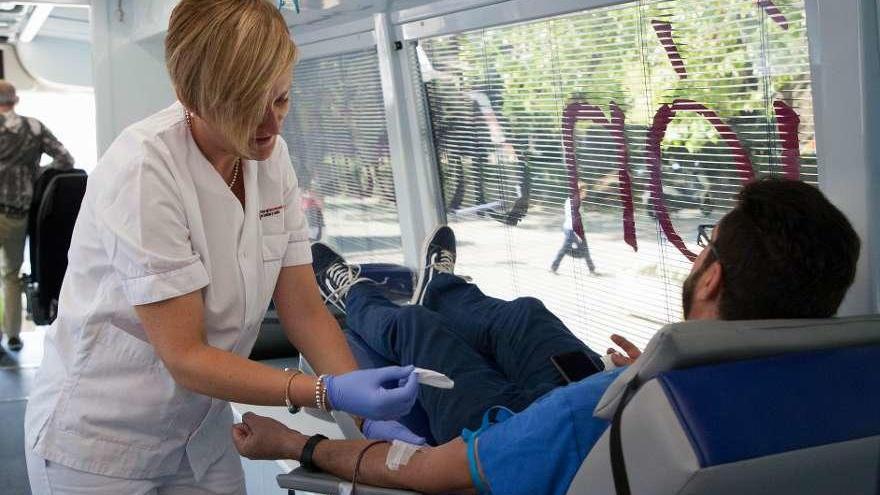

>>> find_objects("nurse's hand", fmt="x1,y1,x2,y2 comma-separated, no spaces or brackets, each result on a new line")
362,419,427,445
233,412,306,461
325,365,419,420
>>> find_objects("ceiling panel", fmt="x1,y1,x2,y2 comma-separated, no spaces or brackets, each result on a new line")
282,0,441,33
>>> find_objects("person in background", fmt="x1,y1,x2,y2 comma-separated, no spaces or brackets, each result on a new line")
551,180,596,275
0,81,73,353
301,187,325,242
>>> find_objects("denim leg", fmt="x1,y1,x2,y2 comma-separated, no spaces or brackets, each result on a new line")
421,274,600,393
551,230,576,271
344,282,407,363
576,236,596,272
346,283,539,443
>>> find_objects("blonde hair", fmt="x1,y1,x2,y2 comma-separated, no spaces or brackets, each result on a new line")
166,0,297,157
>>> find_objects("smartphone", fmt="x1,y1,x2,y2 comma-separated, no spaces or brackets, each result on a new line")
551,350,602,384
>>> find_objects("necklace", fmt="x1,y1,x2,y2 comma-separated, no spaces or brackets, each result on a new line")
228,157,240,190
185,109,240,190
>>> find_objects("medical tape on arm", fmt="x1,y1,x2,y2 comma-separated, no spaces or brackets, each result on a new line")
384,440,422,471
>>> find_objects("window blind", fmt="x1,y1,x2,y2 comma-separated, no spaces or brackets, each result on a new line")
283,48,403,264
416,0,816,352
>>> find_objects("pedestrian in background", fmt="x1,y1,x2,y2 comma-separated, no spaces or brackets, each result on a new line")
551,180,596,275
0,81,73,352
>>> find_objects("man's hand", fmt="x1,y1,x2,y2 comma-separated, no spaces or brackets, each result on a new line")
232,412,306,460
606,334,642,367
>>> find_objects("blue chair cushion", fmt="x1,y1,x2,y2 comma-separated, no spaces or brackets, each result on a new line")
658,345,880,467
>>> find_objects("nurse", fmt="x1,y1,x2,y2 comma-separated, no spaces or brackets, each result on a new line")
24,0,417,493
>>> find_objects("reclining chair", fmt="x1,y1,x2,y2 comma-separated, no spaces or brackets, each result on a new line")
25,168,87,325
569,315,880,495
279,311,880,494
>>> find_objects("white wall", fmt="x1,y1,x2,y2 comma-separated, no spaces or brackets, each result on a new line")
808,0,880,315
0,44,38,92
17,36,93,87
91,0,176,155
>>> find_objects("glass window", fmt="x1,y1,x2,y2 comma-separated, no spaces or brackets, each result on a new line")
283,49,403,264
416,0,816,351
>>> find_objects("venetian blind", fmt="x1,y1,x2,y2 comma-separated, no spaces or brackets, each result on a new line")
283,48,403,264
416,0,816,351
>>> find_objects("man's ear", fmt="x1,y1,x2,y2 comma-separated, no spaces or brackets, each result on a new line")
697,260,723,303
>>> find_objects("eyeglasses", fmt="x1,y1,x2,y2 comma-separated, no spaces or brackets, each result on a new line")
697,224,715,248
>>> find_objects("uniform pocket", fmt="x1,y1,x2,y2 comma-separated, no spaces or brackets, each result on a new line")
55,325,184,450
262,233,290,262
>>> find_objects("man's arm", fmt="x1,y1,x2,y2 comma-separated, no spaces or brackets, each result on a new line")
39,124,74,170
234,412,474,494
313,437,472,493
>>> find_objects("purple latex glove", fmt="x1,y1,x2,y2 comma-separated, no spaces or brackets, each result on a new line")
362,419,427,445
325,365,418,420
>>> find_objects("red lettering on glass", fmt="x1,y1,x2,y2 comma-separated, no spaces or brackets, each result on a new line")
756,0,790,30
558,98,798,260
610,103,638,252
652,20,688,80
562,101,637,251
774,100,801,180
648,100,755,261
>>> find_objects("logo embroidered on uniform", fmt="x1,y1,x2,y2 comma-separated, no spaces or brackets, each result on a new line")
260,206,283,219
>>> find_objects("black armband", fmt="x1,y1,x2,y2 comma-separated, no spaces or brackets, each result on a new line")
300,434,328,472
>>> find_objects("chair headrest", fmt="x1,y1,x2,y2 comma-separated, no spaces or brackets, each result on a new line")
594,315,880,419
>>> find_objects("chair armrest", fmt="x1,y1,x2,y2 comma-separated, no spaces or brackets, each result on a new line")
277,467,420,494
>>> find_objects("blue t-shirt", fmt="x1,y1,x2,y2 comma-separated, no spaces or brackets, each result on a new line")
469,368,625,495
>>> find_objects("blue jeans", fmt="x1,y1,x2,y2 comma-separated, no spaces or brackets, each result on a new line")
551,229,595,272
345,274,599,443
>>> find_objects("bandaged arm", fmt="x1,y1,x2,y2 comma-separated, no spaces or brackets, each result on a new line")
311,437,474,494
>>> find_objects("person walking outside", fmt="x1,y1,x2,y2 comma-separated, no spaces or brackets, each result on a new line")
0,81,73,353
550,180,596,275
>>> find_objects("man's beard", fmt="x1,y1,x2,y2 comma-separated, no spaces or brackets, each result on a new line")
682,261,711,320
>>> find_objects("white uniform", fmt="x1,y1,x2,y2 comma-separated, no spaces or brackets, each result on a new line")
24,102,312,490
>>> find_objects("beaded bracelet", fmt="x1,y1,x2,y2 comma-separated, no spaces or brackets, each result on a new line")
321,378,331,411
315,374,330,411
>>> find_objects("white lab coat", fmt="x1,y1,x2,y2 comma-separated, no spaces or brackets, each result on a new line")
24,102,312,482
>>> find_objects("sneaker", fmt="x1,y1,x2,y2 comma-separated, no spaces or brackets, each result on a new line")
311,243,370,313
7,336,22,352
410,226,457,305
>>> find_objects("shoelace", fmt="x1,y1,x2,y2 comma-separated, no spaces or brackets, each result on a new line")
322,263,370,310
431,250,456,274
